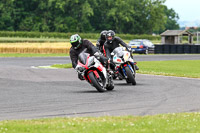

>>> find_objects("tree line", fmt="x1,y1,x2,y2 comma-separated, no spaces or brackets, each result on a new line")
0,0,179,34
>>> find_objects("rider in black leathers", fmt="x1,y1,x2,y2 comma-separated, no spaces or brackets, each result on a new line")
104,30,131,60
69,34,108,80
104,30,139,71
96,30,107,54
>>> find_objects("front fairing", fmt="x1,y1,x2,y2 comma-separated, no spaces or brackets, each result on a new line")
92,58,107,77
87,56,95,67
85,57,108,87
78,52,89,65
111,47,136,78
112,48,134,64
77,52,107,84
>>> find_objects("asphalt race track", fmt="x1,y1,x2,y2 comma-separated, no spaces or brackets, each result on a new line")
0,55,200,120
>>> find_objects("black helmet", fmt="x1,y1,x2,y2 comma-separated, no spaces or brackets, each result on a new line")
106,30,115,43
100,30,107,40
70,34,82,49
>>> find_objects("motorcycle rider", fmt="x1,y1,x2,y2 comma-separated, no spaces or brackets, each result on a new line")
104,30,139,71
69,34,108,80
96,30,107,54
104,30,131,58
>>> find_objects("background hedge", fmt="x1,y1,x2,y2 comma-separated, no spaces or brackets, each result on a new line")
0,31,161,41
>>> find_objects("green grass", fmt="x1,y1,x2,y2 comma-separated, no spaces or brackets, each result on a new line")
0,53,69,57
0,37,69,43
0,37,98,44
51,60,200,78
0,36,198,44
51,63,72,68
0,37,159,44
1,112,200,133
137,60,200,78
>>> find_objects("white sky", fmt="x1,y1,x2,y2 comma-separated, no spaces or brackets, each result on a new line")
164,0,200,21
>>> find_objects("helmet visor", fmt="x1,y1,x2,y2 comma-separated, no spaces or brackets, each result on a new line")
71,41,80,49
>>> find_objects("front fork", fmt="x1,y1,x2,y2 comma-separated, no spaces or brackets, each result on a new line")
105,72,113,87
86,70,100,83
121,62,135,78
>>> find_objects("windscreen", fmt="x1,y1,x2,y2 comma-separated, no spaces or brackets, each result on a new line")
112,47,124,57
78,53,89,65
129,41,141,46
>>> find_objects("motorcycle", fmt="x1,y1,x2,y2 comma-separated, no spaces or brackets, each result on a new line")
111,47,137,85
75,49,114,92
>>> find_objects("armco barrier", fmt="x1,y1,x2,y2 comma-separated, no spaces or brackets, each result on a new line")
155,44,200,54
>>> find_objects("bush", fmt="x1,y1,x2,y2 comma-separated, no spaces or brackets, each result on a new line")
0,31,161,41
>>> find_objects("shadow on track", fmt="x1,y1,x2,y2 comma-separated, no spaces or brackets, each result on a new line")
72,90,101,93
114,82,143,86
71,89,117,93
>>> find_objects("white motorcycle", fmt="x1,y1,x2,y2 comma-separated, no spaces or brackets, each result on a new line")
111,47,137,85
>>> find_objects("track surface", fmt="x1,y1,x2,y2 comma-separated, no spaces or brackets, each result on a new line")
0,55,200,120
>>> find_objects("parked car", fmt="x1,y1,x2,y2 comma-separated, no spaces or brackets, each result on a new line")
128,39,155,54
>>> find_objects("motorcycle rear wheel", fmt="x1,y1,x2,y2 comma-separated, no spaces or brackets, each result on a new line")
88,72,107,92
125,66,136,85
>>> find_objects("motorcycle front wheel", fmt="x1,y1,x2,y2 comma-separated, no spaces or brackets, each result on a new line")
106,74,114,91
88,72,107,92
125,66,136,85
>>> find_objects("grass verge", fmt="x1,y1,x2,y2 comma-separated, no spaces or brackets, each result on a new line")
0,112,200,133
0,38,98,44
137,60,200,78
0,37,68,43
51,60,200,78
51,63,72,68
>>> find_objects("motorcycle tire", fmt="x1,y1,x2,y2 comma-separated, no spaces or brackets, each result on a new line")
106,75,114,91
106,85,114,91
88,72,107,92
112,75,117,80
118,73,124,80
125,66,136,85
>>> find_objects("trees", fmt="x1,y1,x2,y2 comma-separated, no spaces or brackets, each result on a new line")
0,0,179,34
163,5,180,31
0,0,14,31
152,5,180,34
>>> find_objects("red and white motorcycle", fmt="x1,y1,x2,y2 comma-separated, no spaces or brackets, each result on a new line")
75,50,114,92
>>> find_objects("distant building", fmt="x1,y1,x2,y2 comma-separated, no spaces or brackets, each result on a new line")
160,30,193,44
185,27,198,30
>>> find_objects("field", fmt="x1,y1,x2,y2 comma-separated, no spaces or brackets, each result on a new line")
0,53,69,57
0,37,68,43
1,113,200,133
0,35,198,54
137,60,200,78
0,39,160,54
0,38,96,54
0,42,71,54
50,60,200,78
